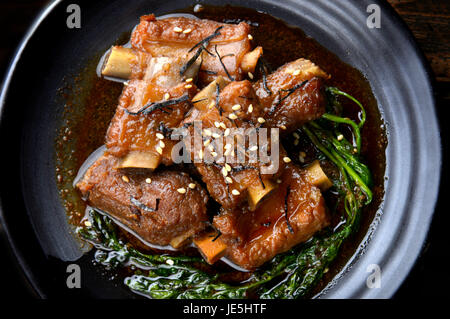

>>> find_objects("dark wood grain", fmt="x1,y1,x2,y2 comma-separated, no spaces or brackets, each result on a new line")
388,0,450,82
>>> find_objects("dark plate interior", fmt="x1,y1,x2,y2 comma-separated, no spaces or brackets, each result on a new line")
0,0,440,298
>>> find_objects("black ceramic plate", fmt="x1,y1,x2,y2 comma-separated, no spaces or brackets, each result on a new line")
0,0,441,298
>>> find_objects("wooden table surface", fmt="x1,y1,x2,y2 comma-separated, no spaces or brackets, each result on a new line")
0,0,448,299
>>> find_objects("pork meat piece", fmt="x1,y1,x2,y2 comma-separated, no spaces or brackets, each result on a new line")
76,154,209,247
105,81,197,167
253,58,329,133
213,164,329,269
181,80,287,210
131,15,256,84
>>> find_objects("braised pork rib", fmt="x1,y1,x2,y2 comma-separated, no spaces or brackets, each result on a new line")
77,14,332,269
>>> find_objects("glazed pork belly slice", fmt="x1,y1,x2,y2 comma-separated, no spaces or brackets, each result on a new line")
213,164,329,270
131,14,262,84
76,154,209,248
181,78,287,210
105,80,197,169
253,58,329,133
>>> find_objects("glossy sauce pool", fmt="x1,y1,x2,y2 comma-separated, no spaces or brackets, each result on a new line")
55,5,387,297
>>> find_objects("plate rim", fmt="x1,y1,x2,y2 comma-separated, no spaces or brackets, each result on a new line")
0,0,63,298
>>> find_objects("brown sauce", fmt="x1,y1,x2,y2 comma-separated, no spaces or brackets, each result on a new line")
55,5,387,297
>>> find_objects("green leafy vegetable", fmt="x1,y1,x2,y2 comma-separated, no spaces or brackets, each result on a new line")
78,212,202,269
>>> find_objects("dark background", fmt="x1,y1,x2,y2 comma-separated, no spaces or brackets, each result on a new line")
0,0,448,299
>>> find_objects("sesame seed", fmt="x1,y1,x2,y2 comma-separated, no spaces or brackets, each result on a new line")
145,178,152,184
164,93,170,100
198,150,204,159
225,177,233,184
177,187,186,194
257,117,265,124
294,139,299,146
232,104,241,111
173,26,183,33
231,189,240,196
156,146,163,155
248,34,253,40
299,155,305,163
249,145,258,151
214,121,221,128
353,148,358,153
225,163,232,172
280,125,287,130
283,157,291,163
212,132,221,139
188,183,196,189
337,134,344,141
224,143,232,150
183,28,192,34
221,167,228,177
122,175,130,183
156,133,164,139
293,132,300,139
293,69,301,76
203,139,211,146
84,220,92,227
248,104,253,113
159,140,166,148
224,148,232,156
166,259,174,265
208,101,215,109
185,84,193,89
203,129,212,136
300,151,306,157
211,151,218,157
219,122,227,129
224,128,230,137
208,144,214,151
276,179,282,184
248,72,254,79
229,113,238,120
185,77,193,83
